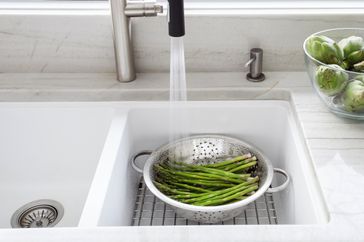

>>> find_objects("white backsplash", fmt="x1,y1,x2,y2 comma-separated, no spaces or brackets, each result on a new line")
0,12,363,73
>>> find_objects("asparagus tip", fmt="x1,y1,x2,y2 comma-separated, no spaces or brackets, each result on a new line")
244,153,252,158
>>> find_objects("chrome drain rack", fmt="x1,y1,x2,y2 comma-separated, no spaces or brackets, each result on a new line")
132,179,278,226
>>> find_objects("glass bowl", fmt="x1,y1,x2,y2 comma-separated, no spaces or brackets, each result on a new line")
303,28,364,120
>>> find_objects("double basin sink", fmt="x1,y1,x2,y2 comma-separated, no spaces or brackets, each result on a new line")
0,99,329,229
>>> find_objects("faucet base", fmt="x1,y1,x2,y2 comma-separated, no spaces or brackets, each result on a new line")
247,73,265,82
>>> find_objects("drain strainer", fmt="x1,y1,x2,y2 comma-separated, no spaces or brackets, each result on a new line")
11,199,64,228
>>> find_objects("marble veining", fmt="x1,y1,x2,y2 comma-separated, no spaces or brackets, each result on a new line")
1,13,364,73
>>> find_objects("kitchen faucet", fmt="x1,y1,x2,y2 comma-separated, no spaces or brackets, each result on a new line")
110,0,185,82
110,0,163,82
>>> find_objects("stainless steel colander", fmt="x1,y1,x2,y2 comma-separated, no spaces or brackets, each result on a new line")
131,135,290,223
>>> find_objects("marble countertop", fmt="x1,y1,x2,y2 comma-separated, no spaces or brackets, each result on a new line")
1,71,364,242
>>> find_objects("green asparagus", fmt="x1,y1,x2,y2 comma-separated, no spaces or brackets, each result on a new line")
153,155,260,206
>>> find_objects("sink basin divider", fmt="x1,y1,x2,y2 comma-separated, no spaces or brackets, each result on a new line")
78,111,131,227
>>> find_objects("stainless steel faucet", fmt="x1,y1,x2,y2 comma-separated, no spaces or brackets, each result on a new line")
110,0,163,82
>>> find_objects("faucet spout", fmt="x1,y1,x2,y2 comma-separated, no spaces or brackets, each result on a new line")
168,0,185,37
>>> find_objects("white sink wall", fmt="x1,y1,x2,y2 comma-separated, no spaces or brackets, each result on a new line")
0,105,114,228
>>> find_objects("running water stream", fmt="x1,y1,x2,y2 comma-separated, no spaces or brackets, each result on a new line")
168,0,188,143
170,37,187,101
169,36,189,142
168,0,186,102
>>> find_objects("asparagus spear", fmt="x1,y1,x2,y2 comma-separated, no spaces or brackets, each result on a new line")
155,163,248,183
154,181,198,195
173,162,251,180
192,184,258,205
156,174,236,189
228,161,257,173
222,156,257,171
179,177,259,204
200,153,252,168
169,182,212,193
170,180,258,201
175,178,235,188
194,185,259,206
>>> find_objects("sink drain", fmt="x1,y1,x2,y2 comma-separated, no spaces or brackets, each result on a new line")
11,199,64,228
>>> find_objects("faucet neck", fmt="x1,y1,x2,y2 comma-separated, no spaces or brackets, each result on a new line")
110,0,163,82
168,0,185,37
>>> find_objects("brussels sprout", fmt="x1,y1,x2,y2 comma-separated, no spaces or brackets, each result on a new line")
342,79,364,112
315,64,348,96
345,49,364,66
353,61,364,72
306,35,344,66
338,36,364,58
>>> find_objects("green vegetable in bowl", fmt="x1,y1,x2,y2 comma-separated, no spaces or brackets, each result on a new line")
342,79,364,112
338,36,364,58
153,154,259,206
306,35,344,67
344,49,364,67
315,64,348,96
353,60,364,72
354,74,364,82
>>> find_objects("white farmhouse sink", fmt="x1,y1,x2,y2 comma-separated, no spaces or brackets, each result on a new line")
0,100,328,230
79,100,329,227
0,104,114,228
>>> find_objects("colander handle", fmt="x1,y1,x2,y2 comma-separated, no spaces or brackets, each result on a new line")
130,150,153,173
266,168,290,193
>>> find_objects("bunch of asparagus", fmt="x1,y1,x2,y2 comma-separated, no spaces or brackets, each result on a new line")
153,153,259,206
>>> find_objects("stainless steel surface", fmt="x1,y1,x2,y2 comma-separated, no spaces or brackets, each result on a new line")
131,134,290,223
11,199,64,228
110,0,163,82
266,168,290,193
244,57,255,68
132,179,278,226
131,150,153,173
246,48,265,82
125,3,163,17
